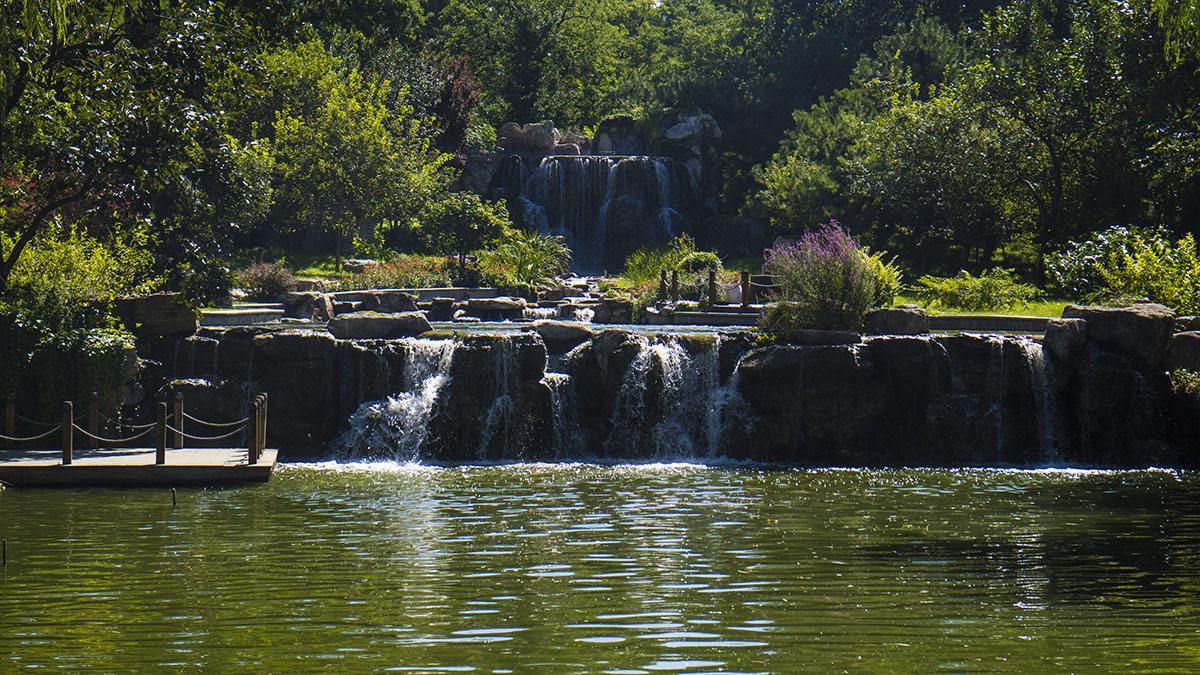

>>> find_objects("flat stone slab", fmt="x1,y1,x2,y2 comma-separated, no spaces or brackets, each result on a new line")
0,447,277,487
201,308,286,326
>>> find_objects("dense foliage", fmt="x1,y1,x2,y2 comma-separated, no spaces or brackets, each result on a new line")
1047,226,1200,313
762,222,883,331
915,269,1041,312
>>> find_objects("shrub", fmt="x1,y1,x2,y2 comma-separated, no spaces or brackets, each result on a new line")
762,221,878,330
1046,226,1200,313
476,228,571,287
234,262,297,301
2,225,160,331
914,268,1040,311
758,301,808,341
329,255,454,291
864,249,904,307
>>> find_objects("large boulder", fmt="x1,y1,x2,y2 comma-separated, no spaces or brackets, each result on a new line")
1043,318,1088,365
532,320,593,354
1062,303,1176,368
787,329,863,346
1168,332,1200,371
594,116,646,155
115,293,198,337
864,307,930,335
465,296,526,321
327,312,432,340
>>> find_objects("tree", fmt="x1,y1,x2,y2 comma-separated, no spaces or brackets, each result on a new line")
264,39,452,268
419,192,511,278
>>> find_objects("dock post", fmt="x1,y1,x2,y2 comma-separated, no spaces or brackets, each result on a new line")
670,271,679,302
708,269,718,306
88,392,100,449
173,392,184,449
260,394,268,460
4,401,13,438
155,402,167,465
658,270,668,301
247,397,260,465
61,401,73,465
740,271,750,309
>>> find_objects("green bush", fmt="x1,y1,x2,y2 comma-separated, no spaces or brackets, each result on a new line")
758,301,809,342
1046,227,1200,313
234,262,297,301
762,221,878,330
1,225,160,331
476,228,571,287
915,268,1040,312
864,249,904,307
329,255,455,291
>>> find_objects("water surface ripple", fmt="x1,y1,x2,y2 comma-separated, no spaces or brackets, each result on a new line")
2,464,1199,671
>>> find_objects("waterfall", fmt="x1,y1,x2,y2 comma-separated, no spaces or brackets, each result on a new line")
519,156,697,275
523,307,559,320
1017,339,1059,464
478,336,519,457
604,334,746,458
571,307,595,323
339,339,457,460
545,372,582,457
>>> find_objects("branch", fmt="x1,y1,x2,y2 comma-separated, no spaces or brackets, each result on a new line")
0,180,94,286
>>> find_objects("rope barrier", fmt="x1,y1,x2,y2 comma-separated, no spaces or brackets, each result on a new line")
13,414,58,428
70,424,155,445
0,426,62,443
182,412,251,428
164,424,247,443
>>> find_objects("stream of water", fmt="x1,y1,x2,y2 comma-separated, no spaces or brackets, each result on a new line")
2,465,1198,671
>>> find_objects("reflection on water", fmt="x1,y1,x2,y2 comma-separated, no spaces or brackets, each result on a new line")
2,464,1199,671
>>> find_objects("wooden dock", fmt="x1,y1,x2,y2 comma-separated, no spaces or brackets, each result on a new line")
0,447,277,487
1,393,276,488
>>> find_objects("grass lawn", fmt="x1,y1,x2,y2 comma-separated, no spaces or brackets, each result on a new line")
896,295,1072,318
289,255,344,280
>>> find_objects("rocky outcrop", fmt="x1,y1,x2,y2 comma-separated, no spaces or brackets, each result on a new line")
327,312,432,339
1062,303,1176,368
133,304,1195,467
115,293,198,338
532,320,593,354
1168,332,1200,371
465,297,526,321
864,307,930,335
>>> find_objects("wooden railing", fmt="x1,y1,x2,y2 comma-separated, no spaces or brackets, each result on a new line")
1,393,269,466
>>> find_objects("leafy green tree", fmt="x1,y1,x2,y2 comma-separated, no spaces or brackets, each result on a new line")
264,39,452,268
419,191,511,278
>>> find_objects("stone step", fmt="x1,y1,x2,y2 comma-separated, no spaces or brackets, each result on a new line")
928,314,1050,333
200,307,286,327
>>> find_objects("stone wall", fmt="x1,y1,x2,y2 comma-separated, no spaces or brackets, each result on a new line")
130,303,1198,467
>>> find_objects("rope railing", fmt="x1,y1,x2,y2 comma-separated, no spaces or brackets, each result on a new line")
163,424,247,443
0,426,62,444
70,424,155,446
182,411,251,428
4,392,268,467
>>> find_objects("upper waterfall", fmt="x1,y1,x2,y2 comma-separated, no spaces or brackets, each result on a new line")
515,155,699,275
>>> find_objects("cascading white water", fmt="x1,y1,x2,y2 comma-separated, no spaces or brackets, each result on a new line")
478,336,519,457
544,372,582,457
571,307,595,323
519,155,697,274
604,334,747,458
523,307,559,320
1017,338,1059,464
339,339,457,460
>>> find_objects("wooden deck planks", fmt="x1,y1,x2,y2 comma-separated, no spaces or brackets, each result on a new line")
0,447,278,487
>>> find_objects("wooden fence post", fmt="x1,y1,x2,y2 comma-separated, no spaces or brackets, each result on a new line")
247,397,260,465
670,270,679,302
155,402,167,465
4,401,13,438
740,271,750,309
259,394,268,457
173,392,184,449
88,392,100,449
708,269,718,306
61,401,73,466
658,270,669,301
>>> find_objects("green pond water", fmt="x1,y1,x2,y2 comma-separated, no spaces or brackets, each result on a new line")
2,463,1199,672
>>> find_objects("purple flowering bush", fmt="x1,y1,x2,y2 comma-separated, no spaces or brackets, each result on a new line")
761,221,879,332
